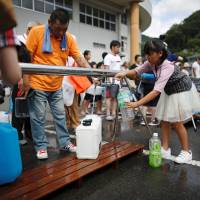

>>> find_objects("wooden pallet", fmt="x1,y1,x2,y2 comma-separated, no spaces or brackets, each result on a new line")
0,141,144,200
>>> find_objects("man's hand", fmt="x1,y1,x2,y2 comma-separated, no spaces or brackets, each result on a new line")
115,71,127,81
21,75,30,97
22,83,30,98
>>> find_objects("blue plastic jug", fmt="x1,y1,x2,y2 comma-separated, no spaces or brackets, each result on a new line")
141,73,156,80
0,122,22,185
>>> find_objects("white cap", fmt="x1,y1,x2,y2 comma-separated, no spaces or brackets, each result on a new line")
153,133,158,137
177,56,184,61
183,62,190,68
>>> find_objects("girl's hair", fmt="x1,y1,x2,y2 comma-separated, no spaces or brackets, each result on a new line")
143,38,168,65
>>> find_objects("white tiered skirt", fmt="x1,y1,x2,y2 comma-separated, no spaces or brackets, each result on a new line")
155,84,200,122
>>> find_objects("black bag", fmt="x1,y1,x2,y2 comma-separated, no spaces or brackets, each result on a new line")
15,97,29,118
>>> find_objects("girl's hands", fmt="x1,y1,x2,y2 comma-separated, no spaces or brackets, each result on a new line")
125,101,139,109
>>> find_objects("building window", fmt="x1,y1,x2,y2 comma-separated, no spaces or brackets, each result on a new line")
93,8,98,17
86,16,92,25
55,0,63,6
80,14,85,23
121,36,127,52
105,22,110,30
93,18,98,27
45,2,54,14
12,0,72,19
54,0,72,8
79,3,116,31
121,11,128,25
93,42,106,49
80,3,85,13
105,13,110,21
22,0,33,9
99,20,104,28
99,10,104,19
110,14,116,22
110,23,116,31
35,0,44,12
86,6,92,15
13,0,21,6
64,0,72,9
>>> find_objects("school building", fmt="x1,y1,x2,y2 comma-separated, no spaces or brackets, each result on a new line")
13,0,152,63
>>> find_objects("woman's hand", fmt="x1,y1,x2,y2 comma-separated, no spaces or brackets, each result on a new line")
115,71,127,80
125,101,139,109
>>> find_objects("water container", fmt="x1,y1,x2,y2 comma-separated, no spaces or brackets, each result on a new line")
76,114,102,159
0,123,22,185
149,133,162,168
117,88,135,121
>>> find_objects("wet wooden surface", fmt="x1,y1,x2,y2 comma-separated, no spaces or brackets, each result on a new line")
0,141,144,200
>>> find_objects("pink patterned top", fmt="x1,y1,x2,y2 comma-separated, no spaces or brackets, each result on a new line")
135,60,175,93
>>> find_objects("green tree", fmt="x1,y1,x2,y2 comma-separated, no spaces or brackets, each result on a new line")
165,10,200,56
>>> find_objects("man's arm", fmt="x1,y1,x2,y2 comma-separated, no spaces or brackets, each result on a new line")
68,33,90,68
75,55,90,68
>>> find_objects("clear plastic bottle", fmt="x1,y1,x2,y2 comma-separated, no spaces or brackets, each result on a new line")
149,133,162,168
117,88,135,121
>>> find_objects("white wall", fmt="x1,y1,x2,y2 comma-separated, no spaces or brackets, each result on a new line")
67,0,119,62
14,5,118,62
13,0,152,63
72,23,118,62
14,7,49,34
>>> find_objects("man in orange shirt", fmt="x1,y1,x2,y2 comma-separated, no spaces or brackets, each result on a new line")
24,8,90,159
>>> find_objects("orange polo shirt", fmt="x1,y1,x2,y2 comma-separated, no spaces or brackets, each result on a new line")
26,25,81,91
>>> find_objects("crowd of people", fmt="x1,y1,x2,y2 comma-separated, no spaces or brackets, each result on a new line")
1,2,200,165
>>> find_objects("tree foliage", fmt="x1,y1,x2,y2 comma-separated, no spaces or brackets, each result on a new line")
165,10,200,56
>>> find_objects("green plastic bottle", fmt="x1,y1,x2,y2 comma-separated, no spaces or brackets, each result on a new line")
117,89,134,121
149,133,162,168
